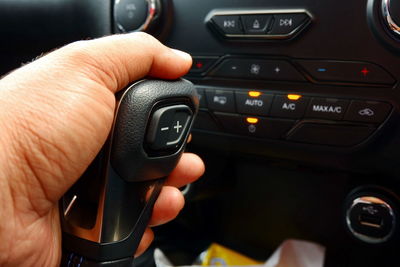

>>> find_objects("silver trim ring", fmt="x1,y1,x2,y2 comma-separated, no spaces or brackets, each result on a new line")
141,0,157,31
115,0,158,33
382,0,400,36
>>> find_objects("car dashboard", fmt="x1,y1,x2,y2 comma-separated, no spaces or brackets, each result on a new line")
2,0,400,266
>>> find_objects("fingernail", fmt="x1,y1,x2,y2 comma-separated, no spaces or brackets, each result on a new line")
171,49,192,61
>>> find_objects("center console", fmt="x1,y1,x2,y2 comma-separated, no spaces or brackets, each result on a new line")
158,1,400,265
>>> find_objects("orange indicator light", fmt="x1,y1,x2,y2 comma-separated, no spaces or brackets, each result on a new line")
287,94,302,101
246,117,259,124
248,91,261,97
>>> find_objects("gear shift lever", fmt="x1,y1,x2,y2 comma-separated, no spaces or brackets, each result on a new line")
60,79,199,266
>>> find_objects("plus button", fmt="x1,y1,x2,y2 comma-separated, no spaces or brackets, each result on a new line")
173,121,183,133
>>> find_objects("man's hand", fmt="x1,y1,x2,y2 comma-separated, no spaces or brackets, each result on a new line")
0,33,204,266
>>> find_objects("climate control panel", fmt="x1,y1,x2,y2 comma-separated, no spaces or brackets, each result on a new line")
190,56,396,86
194,87,392,147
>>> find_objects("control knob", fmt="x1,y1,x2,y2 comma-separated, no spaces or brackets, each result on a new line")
381,0,400,38
114,0,160,32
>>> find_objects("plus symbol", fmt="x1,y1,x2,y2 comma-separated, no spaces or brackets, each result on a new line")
361,67,370,77
173,121,182,133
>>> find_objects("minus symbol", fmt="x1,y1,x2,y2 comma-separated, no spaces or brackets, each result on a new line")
161,127,169,131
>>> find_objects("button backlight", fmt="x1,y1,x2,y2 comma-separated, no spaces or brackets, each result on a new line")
246,117,259,124
249,91,262,97
287,94,302,100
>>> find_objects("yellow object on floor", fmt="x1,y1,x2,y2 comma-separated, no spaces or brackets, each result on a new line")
201,243,262,266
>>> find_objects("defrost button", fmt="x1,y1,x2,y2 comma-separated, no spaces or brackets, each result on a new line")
205,89,235,112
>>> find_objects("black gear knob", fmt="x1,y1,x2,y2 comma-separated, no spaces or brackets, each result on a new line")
60,79,199,266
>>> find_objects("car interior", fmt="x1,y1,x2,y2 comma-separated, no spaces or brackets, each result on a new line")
3,0,400,266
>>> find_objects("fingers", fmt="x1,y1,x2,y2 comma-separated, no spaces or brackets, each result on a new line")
134,154,204,256
148,186,185,227
134,227,154,258
145,153,204,226
166,153,205,188
134,186,184,257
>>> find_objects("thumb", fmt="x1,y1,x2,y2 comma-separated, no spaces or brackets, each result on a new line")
0,33,192,216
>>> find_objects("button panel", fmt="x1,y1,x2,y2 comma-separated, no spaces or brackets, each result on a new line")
296,60,396,85
208,11,311,40
188,56,396,86
193,86,393,147
210,58,306,81
146,105,193,150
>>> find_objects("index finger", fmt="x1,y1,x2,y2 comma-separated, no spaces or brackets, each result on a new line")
165,153,205,188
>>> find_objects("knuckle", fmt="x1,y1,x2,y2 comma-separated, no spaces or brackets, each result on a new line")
62,40,97,66
60,40,120,90
129,32,161,49
131,31,156,42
